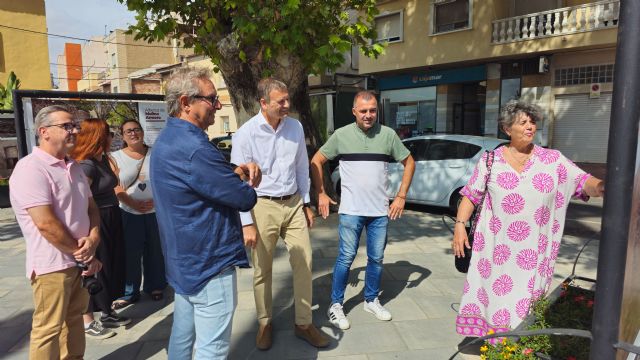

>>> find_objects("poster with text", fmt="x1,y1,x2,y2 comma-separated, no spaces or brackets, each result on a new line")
138,102,167,146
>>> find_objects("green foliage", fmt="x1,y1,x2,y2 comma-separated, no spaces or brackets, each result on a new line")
0,72,21,110
106,103,138,127
0,178,8,186
117,0,384,75
482,282,594,360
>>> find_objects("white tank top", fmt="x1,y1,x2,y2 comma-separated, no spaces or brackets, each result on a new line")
110,148,154,214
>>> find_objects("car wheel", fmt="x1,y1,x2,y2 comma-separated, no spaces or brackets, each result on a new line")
449,189,463,214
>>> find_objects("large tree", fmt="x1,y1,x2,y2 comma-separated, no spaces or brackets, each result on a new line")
118,0,384,149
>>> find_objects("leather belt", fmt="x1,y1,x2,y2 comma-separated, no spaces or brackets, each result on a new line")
258,194,295,201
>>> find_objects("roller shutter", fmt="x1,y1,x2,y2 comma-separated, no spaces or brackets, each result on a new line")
552,93,611,163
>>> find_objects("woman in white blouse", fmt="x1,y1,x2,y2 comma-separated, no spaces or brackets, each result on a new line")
110,120,166,309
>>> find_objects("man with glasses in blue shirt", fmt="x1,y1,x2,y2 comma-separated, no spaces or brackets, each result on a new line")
150,67,261,360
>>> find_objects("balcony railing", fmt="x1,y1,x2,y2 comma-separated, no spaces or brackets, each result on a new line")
491,0,619,44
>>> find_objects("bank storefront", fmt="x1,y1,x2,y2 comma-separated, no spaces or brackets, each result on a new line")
377,65,487,138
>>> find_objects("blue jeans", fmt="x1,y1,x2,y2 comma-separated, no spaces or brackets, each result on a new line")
119,211,167,302
331,214,388,305
168,267,237,360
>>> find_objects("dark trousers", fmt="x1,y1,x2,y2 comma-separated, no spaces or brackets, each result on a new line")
87,206,125,314
119,211,166,301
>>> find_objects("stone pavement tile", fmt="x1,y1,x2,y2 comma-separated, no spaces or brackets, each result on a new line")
84,341,145,360
340,297,426,326
0,325,30,353
0,351,29,360
0,306,32,328
412,294,461,320
430,278,466,296
318,322,407,357
366,347,465,360
8,331,29,352
228,329,321,360
135,340,168,359
317,355,367,360
393,318,462,350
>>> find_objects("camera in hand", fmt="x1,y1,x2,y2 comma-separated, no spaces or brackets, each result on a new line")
76,262,102,295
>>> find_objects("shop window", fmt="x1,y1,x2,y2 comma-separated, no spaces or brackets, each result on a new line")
374,10,403,43
554,64,614,86
432,0,471,34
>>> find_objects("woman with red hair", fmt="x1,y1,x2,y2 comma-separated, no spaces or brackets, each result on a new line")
70,118,130,339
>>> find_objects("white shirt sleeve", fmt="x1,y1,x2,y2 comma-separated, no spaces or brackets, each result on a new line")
230,129,255,226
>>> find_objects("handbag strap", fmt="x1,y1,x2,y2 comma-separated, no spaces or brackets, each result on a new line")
123,148,147,191
469,150,495,234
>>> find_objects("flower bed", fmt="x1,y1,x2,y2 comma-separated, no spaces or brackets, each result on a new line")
481,280,595,360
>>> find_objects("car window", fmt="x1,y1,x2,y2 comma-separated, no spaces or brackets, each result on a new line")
403,139,429,161
425,140,481,160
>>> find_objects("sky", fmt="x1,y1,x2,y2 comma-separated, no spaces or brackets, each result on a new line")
45,0,137,84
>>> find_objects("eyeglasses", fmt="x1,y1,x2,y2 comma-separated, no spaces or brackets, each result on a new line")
123,127,143,135
44,122,81,133
194,95,220,106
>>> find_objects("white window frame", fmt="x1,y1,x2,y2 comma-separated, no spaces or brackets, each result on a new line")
430,0,473,36
373,9,404,44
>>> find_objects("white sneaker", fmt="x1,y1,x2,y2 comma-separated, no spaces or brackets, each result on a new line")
363,298,392,321
327,303,350,330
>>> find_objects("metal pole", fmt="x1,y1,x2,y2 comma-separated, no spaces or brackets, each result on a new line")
590,0,640,359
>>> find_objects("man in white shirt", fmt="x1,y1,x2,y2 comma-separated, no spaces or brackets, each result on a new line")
231,78,329,351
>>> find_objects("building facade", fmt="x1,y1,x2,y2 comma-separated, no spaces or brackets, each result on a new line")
361,0,618,164
0,0,51,90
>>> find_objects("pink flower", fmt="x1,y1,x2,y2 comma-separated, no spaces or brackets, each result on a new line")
473,231,485,252
507,221,531,242
501,193,525,214
477,288,489,307
489,216,502,235
491,308,511,326
534,205,551,226
537,148,561,164
516,298,532,319
555,191,565,209
497,171,520,190
463,280,470,294
550,241,561,260
493,244,511,265
516,249,538,270
557,163,568,184
492,274,514,296
538,257,554,277
552,220,561,234
538,234,549,254
461,303,481,315
478,258,492,279
523,348,534,355
532,173,555,193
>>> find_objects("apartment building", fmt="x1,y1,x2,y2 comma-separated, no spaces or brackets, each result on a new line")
76,29,192,93
362,0,619,164
0,0,51,89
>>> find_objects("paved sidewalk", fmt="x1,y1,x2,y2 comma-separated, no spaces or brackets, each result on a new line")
0,199,601,360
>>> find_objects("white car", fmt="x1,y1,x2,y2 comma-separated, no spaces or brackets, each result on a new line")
330,135,507,212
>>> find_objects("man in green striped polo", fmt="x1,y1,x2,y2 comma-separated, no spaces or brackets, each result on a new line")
310,90,415,330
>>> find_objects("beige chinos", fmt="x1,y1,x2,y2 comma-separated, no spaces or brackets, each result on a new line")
251,194,312,326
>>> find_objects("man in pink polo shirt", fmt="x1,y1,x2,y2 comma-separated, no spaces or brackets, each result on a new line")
10,105,102,360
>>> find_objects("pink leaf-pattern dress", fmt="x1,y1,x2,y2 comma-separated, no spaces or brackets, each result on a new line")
456,145,591,340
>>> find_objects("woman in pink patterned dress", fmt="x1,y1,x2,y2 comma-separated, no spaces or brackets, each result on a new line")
452,100,604,340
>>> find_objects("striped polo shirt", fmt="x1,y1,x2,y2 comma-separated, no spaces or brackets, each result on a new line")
320,122,410,217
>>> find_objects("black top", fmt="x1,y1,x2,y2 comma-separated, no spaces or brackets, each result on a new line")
79,156,119,208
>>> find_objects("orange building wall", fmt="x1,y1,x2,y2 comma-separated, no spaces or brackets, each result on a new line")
64,43,82,92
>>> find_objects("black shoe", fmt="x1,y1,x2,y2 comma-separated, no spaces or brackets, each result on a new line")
100,313,131,327
85,320,116,339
